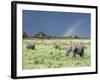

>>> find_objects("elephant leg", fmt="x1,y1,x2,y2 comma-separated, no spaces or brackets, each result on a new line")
79,50,84,58
72,53,76,59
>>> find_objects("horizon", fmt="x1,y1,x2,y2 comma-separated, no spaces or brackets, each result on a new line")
23,10,91,37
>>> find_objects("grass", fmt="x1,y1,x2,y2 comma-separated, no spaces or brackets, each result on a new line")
22,39,91,69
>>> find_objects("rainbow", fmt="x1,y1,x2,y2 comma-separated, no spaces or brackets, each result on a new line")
63,20,83,37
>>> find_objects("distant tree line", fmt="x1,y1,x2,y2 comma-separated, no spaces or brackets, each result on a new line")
23,32,90,39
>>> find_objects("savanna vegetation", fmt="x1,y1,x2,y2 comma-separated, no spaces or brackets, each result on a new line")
22,32,91,69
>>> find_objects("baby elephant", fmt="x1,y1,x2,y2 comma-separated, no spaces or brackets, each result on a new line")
26,44,35,50
66,43,84,58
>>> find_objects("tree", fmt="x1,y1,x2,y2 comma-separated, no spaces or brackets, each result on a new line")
34,32,46,38
23,32,28,38
74,35,80,39
47,35,53,39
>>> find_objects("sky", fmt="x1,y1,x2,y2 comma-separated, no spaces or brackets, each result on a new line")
23,10,91,37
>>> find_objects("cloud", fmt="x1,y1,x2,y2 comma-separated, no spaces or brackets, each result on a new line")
63,20,83,36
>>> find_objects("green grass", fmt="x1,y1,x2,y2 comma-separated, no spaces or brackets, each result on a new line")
22,39,91,69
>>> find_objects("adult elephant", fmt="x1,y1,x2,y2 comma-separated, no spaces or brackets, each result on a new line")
66,43,84,58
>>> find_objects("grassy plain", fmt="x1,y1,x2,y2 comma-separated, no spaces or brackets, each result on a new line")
22,39,91,69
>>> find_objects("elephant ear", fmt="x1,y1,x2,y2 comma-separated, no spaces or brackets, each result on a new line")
71,46,76,52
